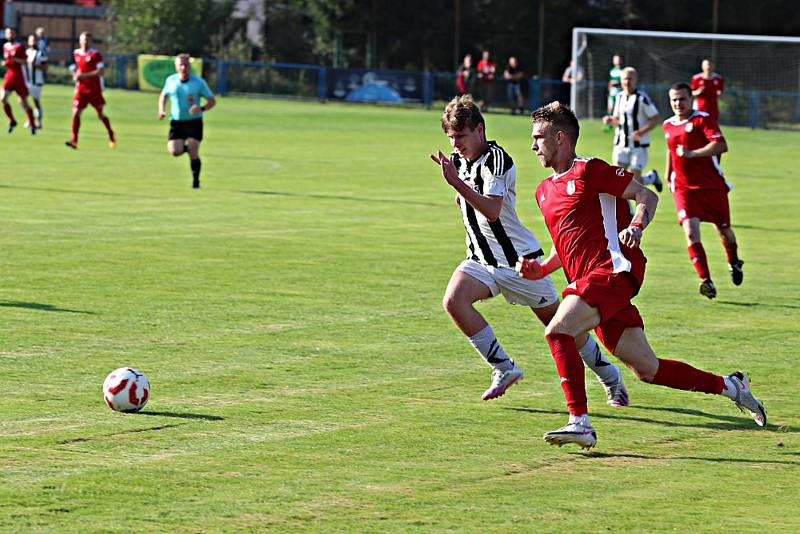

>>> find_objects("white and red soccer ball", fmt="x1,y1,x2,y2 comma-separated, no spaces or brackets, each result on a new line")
103,367,150,413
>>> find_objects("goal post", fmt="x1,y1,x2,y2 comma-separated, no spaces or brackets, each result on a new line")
570,27,800,129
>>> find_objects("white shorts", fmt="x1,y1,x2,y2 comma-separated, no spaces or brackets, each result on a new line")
612,146,649,171
456,259,559,308
28,84,42,101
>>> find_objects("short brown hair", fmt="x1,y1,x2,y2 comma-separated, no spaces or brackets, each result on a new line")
670,82,691,95
441,94,484,133
176,53,191,62
80,31,91,39
530,101,580,143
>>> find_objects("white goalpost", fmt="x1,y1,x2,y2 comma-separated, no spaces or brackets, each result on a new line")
570,27,800,128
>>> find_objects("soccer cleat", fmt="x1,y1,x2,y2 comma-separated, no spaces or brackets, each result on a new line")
65,140,78,150
192,177,200,189
651,170,663,193
729,260,744,286
601,373,630,407
544,419,597,450
109,132,116,149
481,364,523,401
8,121,17,134
727,371,766,427
30,126,37,136
699,279,717,299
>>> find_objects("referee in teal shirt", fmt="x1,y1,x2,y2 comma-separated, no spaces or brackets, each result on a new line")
158,54,216,188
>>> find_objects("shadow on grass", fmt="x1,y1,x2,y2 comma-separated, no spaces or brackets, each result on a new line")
0,183,156,198
504,406,797,432
0,301,95,314
139,411,225,421
238,189,441,207
715,300,800,310
571,451,800,465
734,224,799,234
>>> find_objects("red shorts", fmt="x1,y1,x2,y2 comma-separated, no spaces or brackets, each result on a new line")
673,188,731,228
73,90,105,111
2,75,29,98
562,272,644,353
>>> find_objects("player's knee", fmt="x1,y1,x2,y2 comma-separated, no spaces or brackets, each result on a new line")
544,321,571,338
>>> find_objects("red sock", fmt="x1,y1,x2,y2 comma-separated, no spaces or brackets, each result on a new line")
722,240,739,265
545,333,587,416
71,115,81,142
688,242,711,280
651,358,724,394
24,108,36,128
3,102,14,122
100,115,114,139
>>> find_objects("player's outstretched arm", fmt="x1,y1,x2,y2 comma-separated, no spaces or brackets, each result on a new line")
619,180,658,249
516,249,561,280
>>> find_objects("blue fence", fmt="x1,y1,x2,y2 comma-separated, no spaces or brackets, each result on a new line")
19,52,800,130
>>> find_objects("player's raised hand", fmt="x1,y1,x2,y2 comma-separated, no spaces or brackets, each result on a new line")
516,256,545,280
430,150,459,186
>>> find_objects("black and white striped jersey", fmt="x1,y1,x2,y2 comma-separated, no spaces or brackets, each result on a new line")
452,141,543,269
612,89,659,148
25,47,48,86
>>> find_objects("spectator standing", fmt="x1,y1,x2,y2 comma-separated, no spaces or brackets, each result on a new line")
476,50,496,112
503,56,525,115
455,53,474,96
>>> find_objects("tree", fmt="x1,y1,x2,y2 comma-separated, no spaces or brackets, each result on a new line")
107,0,237,56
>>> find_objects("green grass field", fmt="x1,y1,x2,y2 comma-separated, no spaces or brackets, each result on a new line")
1,85,799,532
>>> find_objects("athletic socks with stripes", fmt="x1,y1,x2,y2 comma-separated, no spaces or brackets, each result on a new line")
577,335,619,387
468,325,515,372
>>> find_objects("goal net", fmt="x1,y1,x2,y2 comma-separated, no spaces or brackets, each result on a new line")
570,27,800,129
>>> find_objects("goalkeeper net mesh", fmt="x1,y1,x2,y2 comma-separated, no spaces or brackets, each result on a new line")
571,28,800,129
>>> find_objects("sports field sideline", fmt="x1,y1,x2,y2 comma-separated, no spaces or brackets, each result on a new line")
1,85,798,531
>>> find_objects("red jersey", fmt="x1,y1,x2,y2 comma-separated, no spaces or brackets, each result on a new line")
3,41,26,80
535,158,647,290
476,59,496,82
72,47,105,94
690,72,724,119
663,111,729,192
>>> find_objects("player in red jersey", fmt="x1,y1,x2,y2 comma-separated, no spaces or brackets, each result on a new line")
690,59,724,122
663,82,742,299
514,102,765,450
2,27,37,134
65,31,115,149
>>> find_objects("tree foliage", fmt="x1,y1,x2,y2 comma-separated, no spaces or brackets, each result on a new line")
107,0,237,56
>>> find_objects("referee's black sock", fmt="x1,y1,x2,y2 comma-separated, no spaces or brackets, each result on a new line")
191,158,201,188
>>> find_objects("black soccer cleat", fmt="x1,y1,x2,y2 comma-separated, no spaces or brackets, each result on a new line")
699,279,717,299
8,121,17,134
651,170,663,193
729,260,744,286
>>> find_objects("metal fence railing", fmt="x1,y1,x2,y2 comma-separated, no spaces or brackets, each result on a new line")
3,52,797,128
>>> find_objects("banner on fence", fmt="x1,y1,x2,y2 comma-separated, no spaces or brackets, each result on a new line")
328,69,423,103
137,55,203,92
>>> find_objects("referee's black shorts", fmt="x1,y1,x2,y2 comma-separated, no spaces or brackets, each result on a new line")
168,118,204,142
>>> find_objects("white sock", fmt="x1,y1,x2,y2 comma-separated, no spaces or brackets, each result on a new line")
468,325,514,371
577,336,620,386
469,324,514,371
641,170,656,185
721,376,737,399
569,413,591,426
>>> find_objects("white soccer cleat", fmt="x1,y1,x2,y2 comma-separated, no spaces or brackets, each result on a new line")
544,418,597,450
727,371,767,427
481,364,523,401
601,371,630,408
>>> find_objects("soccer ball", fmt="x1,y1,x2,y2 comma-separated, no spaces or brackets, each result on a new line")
103,367,150,413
